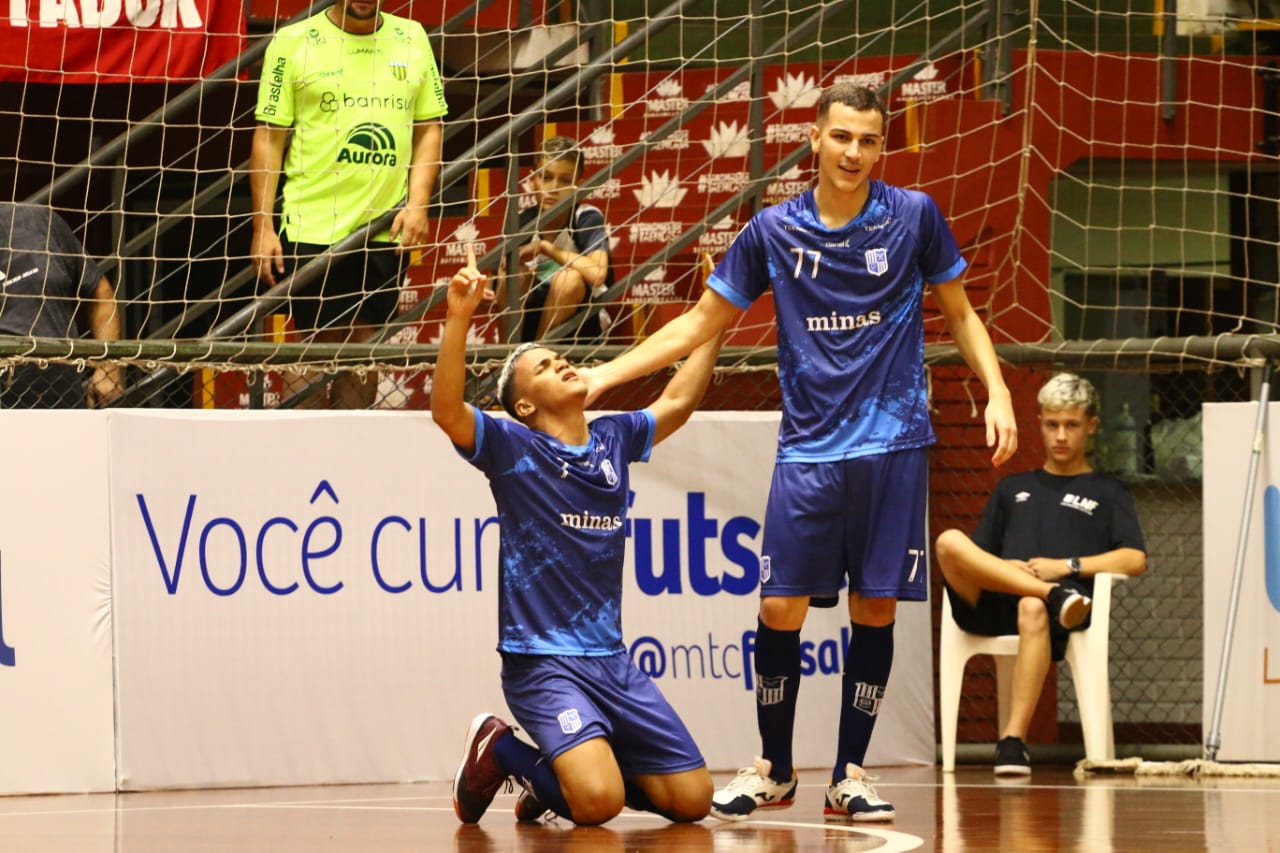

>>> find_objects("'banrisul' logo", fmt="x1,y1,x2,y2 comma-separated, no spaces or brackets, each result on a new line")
0,552,15,667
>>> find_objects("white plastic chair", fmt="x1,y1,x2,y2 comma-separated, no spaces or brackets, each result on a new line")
939,573,1125,771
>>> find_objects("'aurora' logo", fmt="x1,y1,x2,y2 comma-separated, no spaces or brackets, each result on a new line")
337,123,399,167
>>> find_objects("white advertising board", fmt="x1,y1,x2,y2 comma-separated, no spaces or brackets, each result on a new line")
1203,402,1280,761
2,409,932,792
0,412,116,795
109,410,508,789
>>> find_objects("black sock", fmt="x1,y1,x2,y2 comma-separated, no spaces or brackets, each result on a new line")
754,618,802,782
834,620,894,780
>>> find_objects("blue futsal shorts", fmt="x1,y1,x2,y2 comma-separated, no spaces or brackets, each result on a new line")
500,651,706,776
759,446,929,602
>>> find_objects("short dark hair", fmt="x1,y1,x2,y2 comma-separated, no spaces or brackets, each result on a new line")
537,135,583,176
816,83,888,129
497,342,541,420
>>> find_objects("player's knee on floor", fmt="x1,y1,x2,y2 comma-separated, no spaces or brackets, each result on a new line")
663,782,714,822
562,778,625,826
630,769,713,822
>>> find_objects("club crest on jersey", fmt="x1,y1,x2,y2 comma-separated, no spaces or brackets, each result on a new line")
558,708,583,734
865,247,889,276
601,458,618,486
389,61,407,81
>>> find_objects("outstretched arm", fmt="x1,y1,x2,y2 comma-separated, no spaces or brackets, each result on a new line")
648,330,726,446
430,246,493,454
581,287,740,405
931,280,1016,466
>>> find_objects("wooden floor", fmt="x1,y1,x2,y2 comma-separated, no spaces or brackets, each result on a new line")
2,765,1278,852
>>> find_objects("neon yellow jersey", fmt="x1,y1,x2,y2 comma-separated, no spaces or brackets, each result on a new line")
255,11,448,244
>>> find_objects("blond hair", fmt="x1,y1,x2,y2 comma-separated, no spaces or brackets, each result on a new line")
1037,373,1099,416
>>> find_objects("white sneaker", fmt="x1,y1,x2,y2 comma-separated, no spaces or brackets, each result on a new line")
824,763,894,822
710,757,798,822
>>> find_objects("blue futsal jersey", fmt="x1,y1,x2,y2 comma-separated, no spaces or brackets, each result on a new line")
459,407,655,656
708,182,967,462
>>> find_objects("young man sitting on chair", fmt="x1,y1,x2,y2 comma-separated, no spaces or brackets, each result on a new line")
934,372,1147,776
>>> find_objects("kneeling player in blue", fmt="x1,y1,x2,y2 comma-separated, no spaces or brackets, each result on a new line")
431,248,720,826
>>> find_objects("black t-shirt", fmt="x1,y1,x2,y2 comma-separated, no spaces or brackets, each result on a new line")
972,469,1147,597
0,203,102,337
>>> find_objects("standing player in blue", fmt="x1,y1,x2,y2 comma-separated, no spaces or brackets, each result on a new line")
581,83,1018,822
432,248,719,827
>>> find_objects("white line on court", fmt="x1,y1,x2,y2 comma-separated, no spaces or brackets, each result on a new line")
751,818,924,851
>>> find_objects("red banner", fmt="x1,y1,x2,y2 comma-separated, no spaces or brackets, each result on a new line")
245,0,546,29
1,0,246,84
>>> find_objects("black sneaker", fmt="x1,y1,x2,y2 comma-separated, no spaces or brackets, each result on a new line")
453,713,512,823
994,736,1031,776
1046,584,1092,629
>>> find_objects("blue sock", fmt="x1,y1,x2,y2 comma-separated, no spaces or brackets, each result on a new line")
494,731,574,821
754,618,802,782
834,620,894,780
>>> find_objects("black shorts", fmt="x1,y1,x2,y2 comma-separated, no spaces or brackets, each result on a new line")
279,238,404,334
944,583,1083,662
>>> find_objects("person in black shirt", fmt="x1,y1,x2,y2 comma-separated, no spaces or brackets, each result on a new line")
934,372,1146,776
0,203,121,407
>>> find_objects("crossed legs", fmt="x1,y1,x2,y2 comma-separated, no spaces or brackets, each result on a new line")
935,529,1053,739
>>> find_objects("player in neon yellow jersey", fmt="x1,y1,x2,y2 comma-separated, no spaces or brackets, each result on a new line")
251,0,447,408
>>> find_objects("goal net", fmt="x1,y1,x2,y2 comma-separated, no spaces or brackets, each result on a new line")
2,0,1277,754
